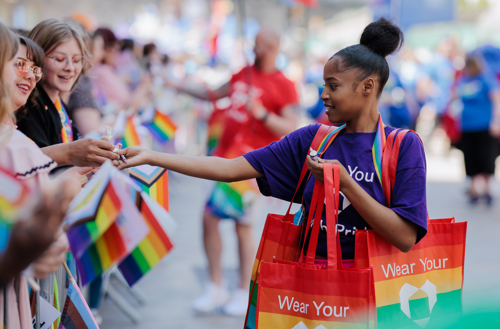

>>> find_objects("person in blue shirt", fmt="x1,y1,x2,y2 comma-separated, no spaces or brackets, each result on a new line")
456,55,500,205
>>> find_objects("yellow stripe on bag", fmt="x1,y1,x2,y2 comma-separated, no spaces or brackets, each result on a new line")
257,312,367,329
251,258,260,281
374,266,463,307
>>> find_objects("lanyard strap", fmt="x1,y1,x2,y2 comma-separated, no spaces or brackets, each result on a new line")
54,97,73,143
284,124,336,217
314,113,386,187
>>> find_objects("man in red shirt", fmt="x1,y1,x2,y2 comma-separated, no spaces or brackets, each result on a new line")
175,28,299,315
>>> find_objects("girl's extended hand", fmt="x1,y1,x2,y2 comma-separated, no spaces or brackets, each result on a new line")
306,156,352,190
115,146,151,169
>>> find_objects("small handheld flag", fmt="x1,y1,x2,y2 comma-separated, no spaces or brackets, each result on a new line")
69,175,150,286
143,109,177,144
59,262,100,329
129,165,169,211
114,113,141,148
118,192,174,286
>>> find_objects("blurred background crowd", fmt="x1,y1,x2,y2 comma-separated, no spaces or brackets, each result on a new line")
2,0,500,181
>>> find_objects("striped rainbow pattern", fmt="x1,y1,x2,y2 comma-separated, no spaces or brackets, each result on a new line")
129,165,169,211
58,279,99,329
367,221,466,328
73,221,128,286
118,195,174,286
315,115,385,187
207,180,257,219
120,116,141,148
246,214,301,329
144,110,177,144
54,97,73,143
316,124,345,155
67,181,122,258
372,115,386,186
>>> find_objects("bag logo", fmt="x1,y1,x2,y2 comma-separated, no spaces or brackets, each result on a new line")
291,322,326,329
399,280,437,328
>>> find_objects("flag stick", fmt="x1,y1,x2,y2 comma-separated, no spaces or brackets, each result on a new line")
62,261,74,282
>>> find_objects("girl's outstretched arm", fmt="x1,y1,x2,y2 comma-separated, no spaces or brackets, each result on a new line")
115,147,263,182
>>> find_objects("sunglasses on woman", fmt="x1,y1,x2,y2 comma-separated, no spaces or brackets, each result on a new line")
14,59,43,82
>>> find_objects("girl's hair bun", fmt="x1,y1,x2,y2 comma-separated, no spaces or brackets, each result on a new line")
359,17,404,58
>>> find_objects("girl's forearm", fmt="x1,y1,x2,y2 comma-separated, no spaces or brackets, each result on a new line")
342,177,418,252
148,151,263,182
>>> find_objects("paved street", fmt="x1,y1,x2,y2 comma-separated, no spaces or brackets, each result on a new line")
99,150,500,328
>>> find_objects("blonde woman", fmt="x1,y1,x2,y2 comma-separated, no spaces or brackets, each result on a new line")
16,18,119,168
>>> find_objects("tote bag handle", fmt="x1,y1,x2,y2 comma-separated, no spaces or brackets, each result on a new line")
323,163,341,267
300,163,343,269
283,125,336,218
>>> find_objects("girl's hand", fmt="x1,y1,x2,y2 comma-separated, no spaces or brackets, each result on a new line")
306,156,352,190
115,147,151,169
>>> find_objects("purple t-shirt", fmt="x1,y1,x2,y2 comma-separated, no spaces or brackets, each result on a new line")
243,124,427,260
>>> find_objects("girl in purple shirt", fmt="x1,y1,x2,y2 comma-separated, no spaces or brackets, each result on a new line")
117,18,427,260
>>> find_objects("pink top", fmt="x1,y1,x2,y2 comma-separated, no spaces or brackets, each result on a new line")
0,127,56,192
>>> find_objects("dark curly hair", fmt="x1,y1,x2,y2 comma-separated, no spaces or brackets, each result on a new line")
330,17,404,96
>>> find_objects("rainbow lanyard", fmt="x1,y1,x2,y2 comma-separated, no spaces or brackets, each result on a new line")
317,113,386,186
54,97,73,143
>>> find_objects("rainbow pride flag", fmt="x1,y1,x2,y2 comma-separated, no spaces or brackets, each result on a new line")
356,219,466,328
58,279,99,329
67,180,122,258
129,165,169,211
143,110,177,144
67,173,149,285
74,222,127,285
65,161,114,227
71,177,150,286
116,115,141,148
118,192,174,286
